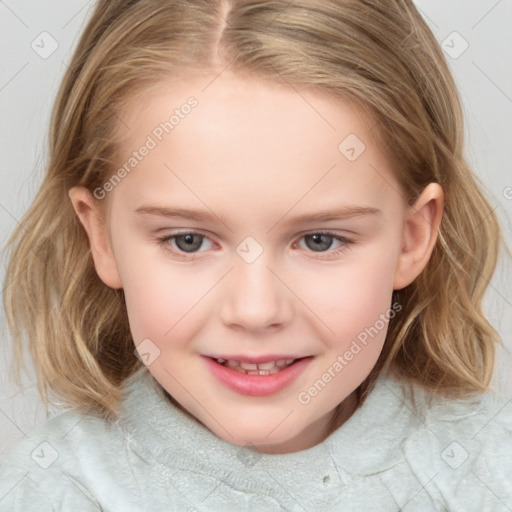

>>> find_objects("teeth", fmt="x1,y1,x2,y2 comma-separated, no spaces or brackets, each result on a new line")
216,357,297,375
257,361,277,370
239,362,258,371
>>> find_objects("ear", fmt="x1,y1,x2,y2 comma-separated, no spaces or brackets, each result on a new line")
393,182,444,290
68,186,123,289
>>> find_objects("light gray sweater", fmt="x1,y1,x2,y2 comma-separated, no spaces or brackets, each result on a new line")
0,367,511,511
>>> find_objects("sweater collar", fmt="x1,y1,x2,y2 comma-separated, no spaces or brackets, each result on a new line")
118,366,417,475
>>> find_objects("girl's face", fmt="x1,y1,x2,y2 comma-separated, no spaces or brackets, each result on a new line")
73,71,442,453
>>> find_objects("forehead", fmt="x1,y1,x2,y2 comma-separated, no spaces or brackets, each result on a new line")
110,71,400,219
119,71,377,150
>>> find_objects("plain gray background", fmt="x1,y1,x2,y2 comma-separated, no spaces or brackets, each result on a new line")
1,1,511,461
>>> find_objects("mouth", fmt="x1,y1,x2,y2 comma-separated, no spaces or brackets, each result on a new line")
211,357,300,375
203,355,313,396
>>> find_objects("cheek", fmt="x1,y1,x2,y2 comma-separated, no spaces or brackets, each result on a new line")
307,238,400,348
113,232,209,345
301,242,400,400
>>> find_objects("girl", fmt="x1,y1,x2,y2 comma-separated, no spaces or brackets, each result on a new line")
1,0,511,510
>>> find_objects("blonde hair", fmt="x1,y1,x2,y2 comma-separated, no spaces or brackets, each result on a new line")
3,0,505,421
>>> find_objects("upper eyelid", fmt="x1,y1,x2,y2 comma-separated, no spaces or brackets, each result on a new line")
161,229,352,240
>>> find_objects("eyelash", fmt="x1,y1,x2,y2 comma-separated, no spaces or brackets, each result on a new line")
156,230,354,260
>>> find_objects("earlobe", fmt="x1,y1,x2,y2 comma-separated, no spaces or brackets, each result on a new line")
393,183,444,290
68,186,123,289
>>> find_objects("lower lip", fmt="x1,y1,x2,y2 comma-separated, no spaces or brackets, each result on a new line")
203,356,312,396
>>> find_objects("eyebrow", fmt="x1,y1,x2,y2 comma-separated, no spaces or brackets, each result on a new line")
135,205,228,225
134,204,381,227
277,205,381,227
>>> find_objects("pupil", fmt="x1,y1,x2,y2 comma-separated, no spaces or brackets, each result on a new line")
306,234,332,252
176,234,202,252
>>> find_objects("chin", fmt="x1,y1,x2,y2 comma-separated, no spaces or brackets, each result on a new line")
209,421,291,447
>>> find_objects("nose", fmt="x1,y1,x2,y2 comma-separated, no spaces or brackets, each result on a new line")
219,255,293,333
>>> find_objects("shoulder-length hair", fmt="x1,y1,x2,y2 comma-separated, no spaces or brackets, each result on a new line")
3,0,504,420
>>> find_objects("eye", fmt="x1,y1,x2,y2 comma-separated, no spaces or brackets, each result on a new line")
158,231,214,255
296,231,353,257
157,230,353,259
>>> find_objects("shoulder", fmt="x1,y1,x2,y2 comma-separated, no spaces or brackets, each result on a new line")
394,377,512,510
0,407,120,511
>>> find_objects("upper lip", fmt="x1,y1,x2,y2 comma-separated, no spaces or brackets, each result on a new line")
203,354,310,364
